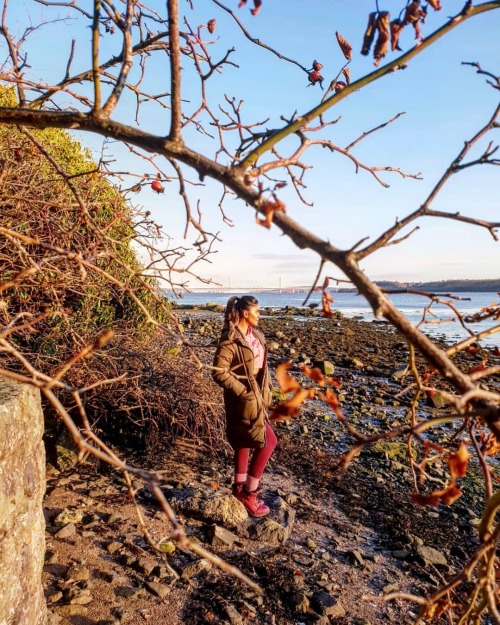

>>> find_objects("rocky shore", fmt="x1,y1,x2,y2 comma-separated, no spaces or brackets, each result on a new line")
43,309,499,625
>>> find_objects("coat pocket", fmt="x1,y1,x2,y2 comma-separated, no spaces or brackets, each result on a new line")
239,392,259,423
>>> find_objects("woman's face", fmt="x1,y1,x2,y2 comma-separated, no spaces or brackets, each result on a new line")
244,304,260,327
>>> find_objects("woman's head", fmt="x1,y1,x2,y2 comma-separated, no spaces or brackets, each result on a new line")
224,295,259,328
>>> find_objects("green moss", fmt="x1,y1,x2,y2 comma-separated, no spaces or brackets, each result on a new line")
369,440,409,462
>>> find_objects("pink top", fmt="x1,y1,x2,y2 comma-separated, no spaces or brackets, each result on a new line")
245,326,265,370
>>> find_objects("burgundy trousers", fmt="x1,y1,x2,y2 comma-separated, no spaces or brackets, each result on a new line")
234,422,277,479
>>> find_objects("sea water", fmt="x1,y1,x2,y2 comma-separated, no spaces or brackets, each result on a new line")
166,290,500,347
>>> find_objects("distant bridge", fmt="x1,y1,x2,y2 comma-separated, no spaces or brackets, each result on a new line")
182,286,315,294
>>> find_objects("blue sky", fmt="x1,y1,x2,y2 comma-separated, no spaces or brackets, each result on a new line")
6,1,500,289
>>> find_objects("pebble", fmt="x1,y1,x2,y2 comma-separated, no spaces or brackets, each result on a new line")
306,538,317,550
225,603,244,625
115,586,144,600
55,523,76,538
70,593,93,606
54,605,88,617
67,565,90,581
180,559,212,580
45,550,58,564
54,509,84,526
312,591,346,618
145,581,170,599
416,544,448,566
290,591,310,613
46,589,63,603
106,541,123,554
347,549,365,567
392,549,410,560
136,557,157,576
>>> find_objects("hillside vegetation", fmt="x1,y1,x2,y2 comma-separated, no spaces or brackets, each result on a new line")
0,88,223,451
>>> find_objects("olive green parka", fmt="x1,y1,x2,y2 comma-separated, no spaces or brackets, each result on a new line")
212,326,272,449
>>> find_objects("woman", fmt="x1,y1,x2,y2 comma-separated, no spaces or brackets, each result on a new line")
212,295,277,518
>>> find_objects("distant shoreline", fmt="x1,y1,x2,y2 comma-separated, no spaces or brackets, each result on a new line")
339,279,500,293
178,279,500,295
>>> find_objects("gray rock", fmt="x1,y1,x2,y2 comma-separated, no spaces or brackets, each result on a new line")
416,545,448,566
313,360,335,376
46,612,63,625
67,565,90,581
312,591,346,618
347,549,365,567
290,591,310,613
136,557,157,576
225,604,244,625
54,605,88,616
392,549,410,560
145,581,170,599
269,496,295,529
254,519,288,543
115,586,144,600
69,593,93,606
252,496,295,544
106,541,123,554
106,513,123,525
45,589,63,603
169,487,248,530
208,525,240,547
390,364,409,381
180,559,212,580
45,550,58,564
119,554,137,568
55,523,76,538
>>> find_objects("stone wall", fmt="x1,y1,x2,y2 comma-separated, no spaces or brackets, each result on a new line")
0,379,46,625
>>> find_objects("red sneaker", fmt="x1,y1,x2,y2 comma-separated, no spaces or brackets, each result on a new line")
239,487,270,518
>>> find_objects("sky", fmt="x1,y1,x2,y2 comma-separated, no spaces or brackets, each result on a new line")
5,1,500,290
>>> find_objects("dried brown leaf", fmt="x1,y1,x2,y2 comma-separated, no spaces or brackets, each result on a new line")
335,31,352,61
301,365,326,385
269,388,310,421
239,0,262,15
404,0,425,40
342,67,350,85
275,362,301,393
390,19,404,51
361,12,377,56
373,12,390,67
412,483,462,507
427,0,442,10
448,443,470,479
